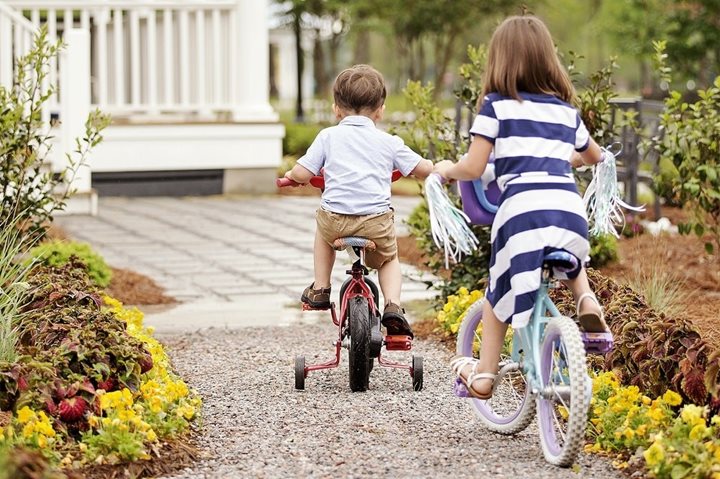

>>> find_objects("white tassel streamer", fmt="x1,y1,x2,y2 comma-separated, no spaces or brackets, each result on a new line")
425,173,479,268
583,147,645,238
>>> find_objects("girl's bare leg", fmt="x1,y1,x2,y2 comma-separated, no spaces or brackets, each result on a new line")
562,268,602,317
457,300,508,394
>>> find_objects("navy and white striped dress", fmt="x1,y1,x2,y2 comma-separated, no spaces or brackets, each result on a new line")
470,92,590,328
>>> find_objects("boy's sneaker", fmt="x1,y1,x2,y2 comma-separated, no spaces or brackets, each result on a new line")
301,283,331,309
381,302,414,339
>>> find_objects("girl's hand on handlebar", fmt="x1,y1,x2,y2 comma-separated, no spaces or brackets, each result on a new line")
433,160,455,181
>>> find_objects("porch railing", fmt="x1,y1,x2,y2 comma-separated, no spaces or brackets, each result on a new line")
5,0,273,120
0,2,37,87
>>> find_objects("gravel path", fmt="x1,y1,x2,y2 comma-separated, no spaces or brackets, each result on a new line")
160,323,622,479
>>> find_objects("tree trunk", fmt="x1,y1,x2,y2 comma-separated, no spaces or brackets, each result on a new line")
294,12,304,122
433,32,457,99
313,29,328,98
353,27,370,64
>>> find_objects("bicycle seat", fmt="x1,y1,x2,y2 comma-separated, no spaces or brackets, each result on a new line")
332,237,376,252
542,250,579,274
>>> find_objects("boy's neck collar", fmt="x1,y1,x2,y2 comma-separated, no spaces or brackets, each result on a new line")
338,115,376,126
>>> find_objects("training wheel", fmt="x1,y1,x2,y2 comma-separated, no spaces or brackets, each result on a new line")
412,355,423,391
295,356,306,390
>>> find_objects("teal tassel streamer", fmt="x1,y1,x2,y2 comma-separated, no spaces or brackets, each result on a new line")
425,173,479,268
583,147,645,237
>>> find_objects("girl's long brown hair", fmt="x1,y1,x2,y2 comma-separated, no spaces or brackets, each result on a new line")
480,16,575,107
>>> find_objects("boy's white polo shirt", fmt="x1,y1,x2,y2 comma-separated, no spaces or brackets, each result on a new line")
297,115,422,216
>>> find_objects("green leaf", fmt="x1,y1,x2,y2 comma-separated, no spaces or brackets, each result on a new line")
706,242,714,254
670,464,690,479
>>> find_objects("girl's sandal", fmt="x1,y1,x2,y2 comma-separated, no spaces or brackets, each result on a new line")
450,355,496,400
576,293,614,354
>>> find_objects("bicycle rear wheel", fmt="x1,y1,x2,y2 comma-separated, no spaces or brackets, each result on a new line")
456,299,535,434
348,297,371,392
537,316,590,466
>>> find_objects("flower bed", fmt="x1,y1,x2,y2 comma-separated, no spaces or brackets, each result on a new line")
0,260,200,477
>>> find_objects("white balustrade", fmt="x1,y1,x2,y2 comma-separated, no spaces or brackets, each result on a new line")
4,0,273,120
0,2,35,88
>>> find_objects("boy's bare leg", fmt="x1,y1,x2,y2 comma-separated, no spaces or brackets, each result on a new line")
313,231,335,289
456,301,508,394
378,256,402,306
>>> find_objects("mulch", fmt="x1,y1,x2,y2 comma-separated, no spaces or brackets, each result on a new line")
105,267,177,306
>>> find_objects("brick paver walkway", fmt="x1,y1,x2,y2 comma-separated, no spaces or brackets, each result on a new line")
56,195,436,330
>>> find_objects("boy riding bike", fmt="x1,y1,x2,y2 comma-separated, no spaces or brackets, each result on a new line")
284,64,433,338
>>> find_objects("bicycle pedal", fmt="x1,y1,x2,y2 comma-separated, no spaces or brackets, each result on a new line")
453,378,470,398
302,302,333,311
385,335,412,351
582,332,614,354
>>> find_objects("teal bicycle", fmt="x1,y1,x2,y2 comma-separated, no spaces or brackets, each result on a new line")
454,249,612,466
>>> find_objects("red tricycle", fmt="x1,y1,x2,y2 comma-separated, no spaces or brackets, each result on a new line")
276,172,423,392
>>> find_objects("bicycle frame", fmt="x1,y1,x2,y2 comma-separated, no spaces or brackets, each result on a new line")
510,266,562,397
303,249,377,375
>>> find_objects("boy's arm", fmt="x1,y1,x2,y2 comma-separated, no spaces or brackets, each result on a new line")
285,163,315,184
409,159,433,180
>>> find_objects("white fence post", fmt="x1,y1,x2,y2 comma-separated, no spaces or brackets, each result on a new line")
233,0,276,121
60,28,96,215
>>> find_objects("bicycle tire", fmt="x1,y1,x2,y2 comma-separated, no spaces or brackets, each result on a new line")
456,298,535,434
294,356,305,390
348,297,371,392
537,315,590,467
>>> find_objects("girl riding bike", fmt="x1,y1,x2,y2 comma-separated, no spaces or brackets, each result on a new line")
433,15,612,400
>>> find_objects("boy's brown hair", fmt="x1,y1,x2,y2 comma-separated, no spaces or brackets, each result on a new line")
333,64,387,114
481,16,575,105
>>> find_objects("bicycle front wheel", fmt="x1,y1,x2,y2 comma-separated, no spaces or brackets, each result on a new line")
537,316,590,466
456,299,535,434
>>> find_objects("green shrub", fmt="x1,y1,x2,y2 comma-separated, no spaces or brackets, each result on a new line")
394,46,492,305
28,241,112,288
588,233,618,268
283,122,323,157
651,41,720,255
0,219,37,364
0,28,109,248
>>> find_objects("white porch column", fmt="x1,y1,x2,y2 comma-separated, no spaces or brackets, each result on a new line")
233,0,277,121
60,28,96,215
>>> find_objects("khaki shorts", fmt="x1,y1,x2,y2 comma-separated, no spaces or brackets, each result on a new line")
316,208,397,269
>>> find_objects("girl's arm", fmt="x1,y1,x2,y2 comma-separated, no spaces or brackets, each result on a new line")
434,136,493,180
570,138,603,168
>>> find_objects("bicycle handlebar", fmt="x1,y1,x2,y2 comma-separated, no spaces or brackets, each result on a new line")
277,170,403,189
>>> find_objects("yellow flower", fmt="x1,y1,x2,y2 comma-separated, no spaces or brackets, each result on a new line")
690,424,708,441
146,429,158,442
680,405,707,427
16,406,35,424
662,390,682,407
644,442,665,467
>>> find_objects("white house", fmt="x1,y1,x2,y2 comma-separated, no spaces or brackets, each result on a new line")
0,0,284,213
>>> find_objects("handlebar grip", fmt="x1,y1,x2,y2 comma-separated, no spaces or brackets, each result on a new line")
276,177,299,187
